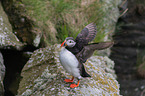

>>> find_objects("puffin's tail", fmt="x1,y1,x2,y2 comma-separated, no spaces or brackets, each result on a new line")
81,64,91,77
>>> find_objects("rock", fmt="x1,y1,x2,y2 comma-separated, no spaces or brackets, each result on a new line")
2,0,121,46
110,0,145,96
17,45,120,95
0,2,23,50
119,80,145,96
111,0,145,76
137,49,145,78
1,50,32,95
0,52,5,96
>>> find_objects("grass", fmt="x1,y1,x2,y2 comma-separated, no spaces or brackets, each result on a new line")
16,0,121,45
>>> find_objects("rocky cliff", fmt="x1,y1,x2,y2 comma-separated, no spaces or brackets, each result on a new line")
0,0,121,95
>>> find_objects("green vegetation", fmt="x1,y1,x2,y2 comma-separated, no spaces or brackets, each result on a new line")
17,0,121,44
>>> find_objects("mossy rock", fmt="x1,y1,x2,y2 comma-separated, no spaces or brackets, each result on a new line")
17,45,120,95
0,2,23,50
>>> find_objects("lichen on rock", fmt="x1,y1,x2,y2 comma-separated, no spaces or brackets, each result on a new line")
17,45,120,96
0,2,23,50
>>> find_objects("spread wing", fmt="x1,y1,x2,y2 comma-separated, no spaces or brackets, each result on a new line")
75,23,97,50
76,42,114,63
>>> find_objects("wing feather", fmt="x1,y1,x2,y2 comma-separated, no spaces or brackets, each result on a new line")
75,23,97,49
76,42,114,63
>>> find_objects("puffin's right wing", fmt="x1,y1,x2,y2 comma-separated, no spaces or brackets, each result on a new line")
76,41,114,64
75,23,97,50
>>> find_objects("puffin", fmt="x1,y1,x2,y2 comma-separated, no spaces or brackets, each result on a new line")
59,23,113,88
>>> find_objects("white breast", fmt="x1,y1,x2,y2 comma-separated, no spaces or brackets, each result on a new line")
59,47,81,78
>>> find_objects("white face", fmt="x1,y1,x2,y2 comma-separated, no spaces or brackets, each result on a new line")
66,39,76,48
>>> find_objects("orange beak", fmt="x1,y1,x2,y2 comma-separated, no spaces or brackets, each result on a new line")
61,40,66,47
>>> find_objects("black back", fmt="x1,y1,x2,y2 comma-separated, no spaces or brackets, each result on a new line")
65,23,113,78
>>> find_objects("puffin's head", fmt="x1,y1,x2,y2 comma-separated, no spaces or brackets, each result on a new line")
61,37,76,47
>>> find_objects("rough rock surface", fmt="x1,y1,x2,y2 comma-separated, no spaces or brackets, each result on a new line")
0,2,23,50
110,0,145,95
0,0,122,95
0,52,5,96
17,45,120,96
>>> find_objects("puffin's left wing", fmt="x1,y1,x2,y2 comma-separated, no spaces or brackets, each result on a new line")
76,42,114,63
75,23,97,49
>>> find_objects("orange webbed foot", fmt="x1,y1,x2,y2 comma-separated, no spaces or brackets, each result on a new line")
70,80,80,88
64,79,74,83
70,84,79,88
64,76,74,83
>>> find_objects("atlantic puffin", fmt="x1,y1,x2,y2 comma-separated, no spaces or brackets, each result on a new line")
59,23,113,88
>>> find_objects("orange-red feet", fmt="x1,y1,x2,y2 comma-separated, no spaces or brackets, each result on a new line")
64,76,74,83
70,84,79,88
70,80,80,88
64,79,73,82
